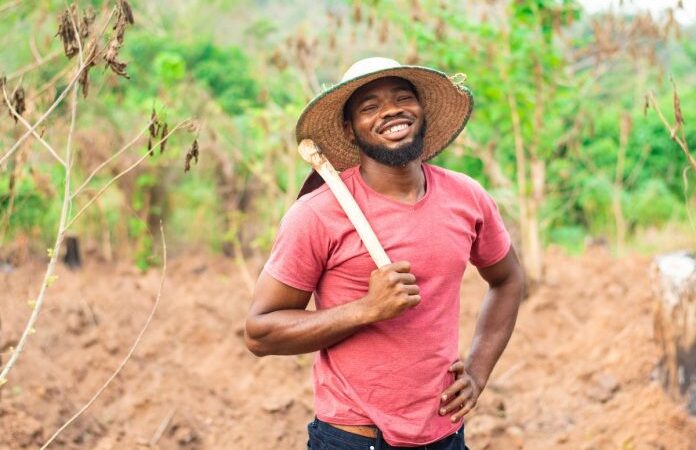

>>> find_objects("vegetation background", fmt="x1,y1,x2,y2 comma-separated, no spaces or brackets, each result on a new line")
0,0,695,449
1,0,694,272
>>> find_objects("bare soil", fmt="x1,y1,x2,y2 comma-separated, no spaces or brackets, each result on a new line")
1,247,695,449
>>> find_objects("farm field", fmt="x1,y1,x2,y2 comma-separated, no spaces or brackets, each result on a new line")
1,248,694,450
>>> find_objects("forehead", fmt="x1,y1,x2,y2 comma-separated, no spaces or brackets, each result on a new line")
347,76,417,105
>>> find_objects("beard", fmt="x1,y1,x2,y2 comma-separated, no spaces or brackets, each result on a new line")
354,119,427,167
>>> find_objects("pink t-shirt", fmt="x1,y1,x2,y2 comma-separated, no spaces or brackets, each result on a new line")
264,163,510,446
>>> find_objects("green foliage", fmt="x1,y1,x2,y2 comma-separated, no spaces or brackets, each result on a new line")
1,0,694,264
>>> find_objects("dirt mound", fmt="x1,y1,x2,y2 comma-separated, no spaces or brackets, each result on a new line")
1,248,694,449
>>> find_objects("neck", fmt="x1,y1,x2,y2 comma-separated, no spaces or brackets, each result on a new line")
358,156,426,204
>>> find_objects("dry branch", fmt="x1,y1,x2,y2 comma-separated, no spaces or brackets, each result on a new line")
0,7,117,168
71,119,154,198
40,223,168,450
0,80,78,387
2,83,67,166
65,119,195,229
646,87,696,173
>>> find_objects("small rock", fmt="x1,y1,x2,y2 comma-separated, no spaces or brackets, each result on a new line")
173,425,198,445
465,414,506,436
261,396,294,413
66,309,87,334
587,372,620,403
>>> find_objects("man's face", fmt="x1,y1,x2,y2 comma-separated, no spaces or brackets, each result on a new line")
343,76,426,166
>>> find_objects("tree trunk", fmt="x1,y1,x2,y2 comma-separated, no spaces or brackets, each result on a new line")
653,251,696,415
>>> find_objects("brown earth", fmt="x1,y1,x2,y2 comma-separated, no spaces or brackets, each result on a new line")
1,247,695,449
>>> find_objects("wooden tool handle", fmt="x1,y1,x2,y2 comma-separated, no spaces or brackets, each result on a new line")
298,139,391,268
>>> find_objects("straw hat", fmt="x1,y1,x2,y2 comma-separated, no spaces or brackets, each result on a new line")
295,57,474,171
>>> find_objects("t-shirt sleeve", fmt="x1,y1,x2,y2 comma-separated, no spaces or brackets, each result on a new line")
263,200,330,292
469,184,511,268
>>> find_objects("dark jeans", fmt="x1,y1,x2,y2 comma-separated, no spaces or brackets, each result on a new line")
307,417,471,450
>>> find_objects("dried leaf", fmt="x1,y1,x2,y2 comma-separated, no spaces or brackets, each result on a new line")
80,7,96,39
11,87,25,123
671,78,684,128
78,42,98,98
149,109,158,137
184,139,199,172
117,0,134,25
147,137,153,157
56,5,80,59
643,94,649,118
160,123,168,154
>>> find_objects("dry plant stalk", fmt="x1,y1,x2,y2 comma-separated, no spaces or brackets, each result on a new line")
39,223,168,449
646,79,696,173
0,0,195,388
0,5,119,168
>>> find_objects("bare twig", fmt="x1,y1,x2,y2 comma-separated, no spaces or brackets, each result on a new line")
2,84,67,166
7,50,63,81
647,90,696,172
0,0,21,14
0,82,78,386
65,120,193,229
71,119,154,199
149,407,176,447
40,223,168,450
29,64,72,101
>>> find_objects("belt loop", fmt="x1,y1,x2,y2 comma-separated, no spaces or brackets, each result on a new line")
375,428,383,450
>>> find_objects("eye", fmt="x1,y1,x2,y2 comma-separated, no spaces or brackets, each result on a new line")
361,104,377,113
397,94,414,102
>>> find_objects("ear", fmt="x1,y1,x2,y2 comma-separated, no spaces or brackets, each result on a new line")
343,120,356,144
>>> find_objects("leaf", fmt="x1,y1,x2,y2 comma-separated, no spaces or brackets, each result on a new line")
46,275,59,287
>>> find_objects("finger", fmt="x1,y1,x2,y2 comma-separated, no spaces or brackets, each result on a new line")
449,360,464,373
406,294,421,306
402,284,420,295
440,387,472,415
440,378,471,403
391,260,412,273
394,272,417,284
450,398,477,422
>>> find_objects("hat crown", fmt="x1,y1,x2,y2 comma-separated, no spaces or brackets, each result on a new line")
340,57,402,83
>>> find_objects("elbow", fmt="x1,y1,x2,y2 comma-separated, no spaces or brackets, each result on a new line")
244,318,269,357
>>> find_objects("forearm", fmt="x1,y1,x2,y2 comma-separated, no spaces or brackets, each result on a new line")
464,279,522,388
245,299,370,356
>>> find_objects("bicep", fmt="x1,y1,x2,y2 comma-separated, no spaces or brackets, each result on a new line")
249,270,313,316
476,247,524,287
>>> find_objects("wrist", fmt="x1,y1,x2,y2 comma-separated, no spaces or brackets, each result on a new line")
346,296,378,326
463,362,488,392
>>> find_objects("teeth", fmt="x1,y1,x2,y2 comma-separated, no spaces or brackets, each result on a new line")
385,123,408,134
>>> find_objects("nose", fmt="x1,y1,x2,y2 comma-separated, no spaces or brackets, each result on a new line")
379,98,404,118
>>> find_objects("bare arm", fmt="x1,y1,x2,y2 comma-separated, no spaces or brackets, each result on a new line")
244,261,421,356
465,246,524,388
440,247,524,422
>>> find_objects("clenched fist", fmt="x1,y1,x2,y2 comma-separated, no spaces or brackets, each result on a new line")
358,261,421,323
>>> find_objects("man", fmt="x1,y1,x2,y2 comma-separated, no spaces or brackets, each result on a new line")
245,57,524,449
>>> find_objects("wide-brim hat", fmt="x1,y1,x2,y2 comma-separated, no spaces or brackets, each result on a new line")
295,57,474,171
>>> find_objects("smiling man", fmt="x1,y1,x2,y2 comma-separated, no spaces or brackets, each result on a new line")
245,57,524,449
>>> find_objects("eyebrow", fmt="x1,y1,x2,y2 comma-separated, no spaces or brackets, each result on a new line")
356,86,414,105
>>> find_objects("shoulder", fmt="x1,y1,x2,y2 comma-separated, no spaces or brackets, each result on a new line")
426,163,487,199
295,166,360,212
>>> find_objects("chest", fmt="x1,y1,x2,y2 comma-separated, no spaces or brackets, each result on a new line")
324,198,480,287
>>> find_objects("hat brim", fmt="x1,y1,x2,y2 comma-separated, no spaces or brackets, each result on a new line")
295,65,474,171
